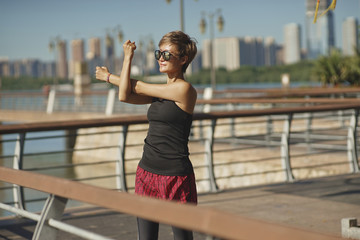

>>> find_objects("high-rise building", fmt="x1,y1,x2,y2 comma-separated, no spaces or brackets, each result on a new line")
88,38,101,59
214,37,241,70
87,37,103,76
264,37,277,66
284,23,302,64
342,17,359,56
202,36,276,71
105,34,115,73
71,39,85,63
243,36,257,66
305,0,335,59
69,39,85,79
57,40,68,79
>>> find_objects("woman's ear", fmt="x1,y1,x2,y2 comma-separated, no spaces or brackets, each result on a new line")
181,55,188,66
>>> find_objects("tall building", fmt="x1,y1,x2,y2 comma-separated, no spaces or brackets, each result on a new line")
264,37,277,66
284,23,301,64
57,40,68,79
342,17,359,56
70,39,85,79
87,37,103,76
105,34,115,73
88,38,101,59
71,39,85,63
202,36,276,71
214,37,241,71
305,0,335,59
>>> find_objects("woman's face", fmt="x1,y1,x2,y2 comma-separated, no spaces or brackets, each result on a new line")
157,43,184,74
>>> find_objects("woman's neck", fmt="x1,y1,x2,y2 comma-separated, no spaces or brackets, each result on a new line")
167,72,185,83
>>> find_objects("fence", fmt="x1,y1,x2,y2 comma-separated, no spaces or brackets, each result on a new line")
0,101,359,239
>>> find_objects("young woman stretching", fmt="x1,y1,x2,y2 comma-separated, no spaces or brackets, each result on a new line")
96,31,198,240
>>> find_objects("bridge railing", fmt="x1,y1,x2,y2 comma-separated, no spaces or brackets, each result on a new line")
0,102,359,210
0,102,359,238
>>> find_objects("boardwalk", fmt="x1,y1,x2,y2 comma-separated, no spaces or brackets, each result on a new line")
0,173,359,239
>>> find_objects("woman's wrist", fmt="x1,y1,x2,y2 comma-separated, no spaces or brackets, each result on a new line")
106,73,111,83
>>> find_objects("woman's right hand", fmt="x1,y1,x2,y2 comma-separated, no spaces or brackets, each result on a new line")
95,66,109,82
123,40,136,60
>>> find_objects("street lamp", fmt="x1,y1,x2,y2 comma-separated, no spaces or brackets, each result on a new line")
48,36,61,89
199,9,224,91
165,0,198,31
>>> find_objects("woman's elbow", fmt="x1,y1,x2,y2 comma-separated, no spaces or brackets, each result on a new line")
118,92,129,102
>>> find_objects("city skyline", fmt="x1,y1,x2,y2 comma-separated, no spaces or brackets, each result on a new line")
1,0,359,62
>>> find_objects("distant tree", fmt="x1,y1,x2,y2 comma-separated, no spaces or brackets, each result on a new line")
313,49,347,86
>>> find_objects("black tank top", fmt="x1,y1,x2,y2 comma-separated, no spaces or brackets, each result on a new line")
139,98,194,176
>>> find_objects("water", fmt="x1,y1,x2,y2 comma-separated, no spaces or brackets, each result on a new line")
0,125,73,217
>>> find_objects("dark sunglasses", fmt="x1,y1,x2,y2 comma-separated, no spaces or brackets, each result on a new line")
154,50,175,61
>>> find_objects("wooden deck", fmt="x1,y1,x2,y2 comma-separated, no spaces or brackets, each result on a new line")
0,173,359,239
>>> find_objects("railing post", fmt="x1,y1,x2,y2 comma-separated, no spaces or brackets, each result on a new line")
12,132,26,210
200,87,213,140
227,103,236,138
33,194,68,240
338,94,345,127
305,112,313,152
280,114,294,182
205,119,218,192
46,89,56,114
116,125,128,192
266,115,273,147
347,109,359,173
105,88,116,116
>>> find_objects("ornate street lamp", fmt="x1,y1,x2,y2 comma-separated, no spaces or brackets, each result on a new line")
200,9,224,90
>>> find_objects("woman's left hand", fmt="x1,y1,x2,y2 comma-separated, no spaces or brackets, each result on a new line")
95,66,109,82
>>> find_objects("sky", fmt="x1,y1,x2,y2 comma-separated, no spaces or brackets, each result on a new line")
1,0,359,62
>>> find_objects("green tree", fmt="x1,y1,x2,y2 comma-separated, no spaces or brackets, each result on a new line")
313,48,360,86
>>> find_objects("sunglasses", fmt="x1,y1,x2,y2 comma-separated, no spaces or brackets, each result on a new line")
154,50,176,61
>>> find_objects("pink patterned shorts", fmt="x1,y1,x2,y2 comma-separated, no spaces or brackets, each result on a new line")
135,166,197,204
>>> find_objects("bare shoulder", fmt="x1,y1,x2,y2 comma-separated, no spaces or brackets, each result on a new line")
177,80,197,99
174,80,197,114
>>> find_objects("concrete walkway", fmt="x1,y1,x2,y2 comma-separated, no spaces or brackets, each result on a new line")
0,173,359,239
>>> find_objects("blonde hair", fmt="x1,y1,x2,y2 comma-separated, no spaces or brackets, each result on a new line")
158,31,197,73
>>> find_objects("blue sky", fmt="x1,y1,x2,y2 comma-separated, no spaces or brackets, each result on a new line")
1,0,359,61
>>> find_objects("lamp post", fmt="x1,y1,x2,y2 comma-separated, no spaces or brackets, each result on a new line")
199,9,224,91
166,0,185,31
48,36,60,89
165,0,198,31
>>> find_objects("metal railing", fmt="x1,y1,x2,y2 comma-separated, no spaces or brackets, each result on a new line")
0,95,359,238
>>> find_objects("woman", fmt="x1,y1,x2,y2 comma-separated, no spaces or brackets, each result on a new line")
96,31,198,240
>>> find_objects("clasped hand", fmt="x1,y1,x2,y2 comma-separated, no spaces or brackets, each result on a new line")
123,40,136,59
95,40,136,82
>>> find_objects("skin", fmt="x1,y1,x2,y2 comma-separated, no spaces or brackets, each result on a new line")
95,40,197,114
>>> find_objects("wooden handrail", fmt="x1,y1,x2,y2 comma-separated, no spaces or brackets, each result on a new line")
1,102,360,134
196,97,358,104
0,166,342,240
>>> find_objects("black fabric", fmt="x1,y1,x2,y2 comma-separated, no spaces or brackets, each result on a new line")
139,98,194,176
137,218,193,240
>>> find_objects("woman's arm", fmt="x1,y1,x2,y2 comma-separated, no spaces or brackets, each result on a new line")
133,80,197,114
118,40,134,102
95,40,152,105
